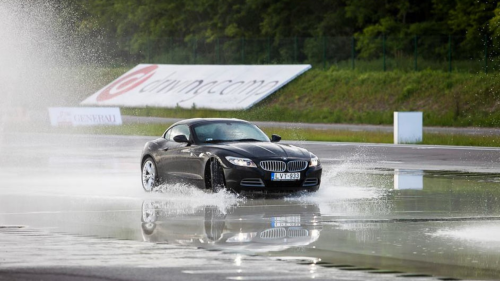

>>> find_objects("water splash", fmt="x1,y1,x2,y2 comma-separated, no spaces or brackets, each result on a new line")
431,224,500,244
0,1,107,134
286,160,393,216
143,183,244,215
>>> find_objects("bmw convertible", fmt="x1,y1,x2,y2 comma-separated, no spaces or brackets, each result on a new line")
141,118,322,194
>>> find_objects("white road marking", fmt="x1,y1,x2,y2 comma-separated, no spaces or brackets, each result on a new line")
287,140,500,151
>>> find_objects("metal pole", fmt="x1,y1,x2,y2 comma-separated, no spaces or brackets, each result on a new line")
351,36,355,70
147,36,150,63
484,34,488,73
241,37,245,64
267,37,271,64
448,35,452,73
323,36,326,69
294,36,298,63
383,34,386,71
216,37,220,64
193,38,197,64
414,35,417,71
169,37,173,63
128,37,132,65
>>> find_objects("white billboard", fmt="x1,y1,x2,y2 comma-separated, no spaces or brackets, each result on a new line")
48,107,122,126
81,64,311,110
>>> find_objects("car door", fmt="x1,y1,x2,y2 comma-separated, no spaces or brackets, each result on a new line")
155,126,186,180
158,124,201,181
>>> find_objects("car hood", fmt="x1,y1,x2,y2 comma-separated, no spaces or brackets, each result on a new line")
215,142,311,159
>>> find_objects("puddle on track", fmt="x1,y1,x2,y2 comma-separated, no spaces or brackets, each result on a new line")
2,168,500,279
1,134,500,280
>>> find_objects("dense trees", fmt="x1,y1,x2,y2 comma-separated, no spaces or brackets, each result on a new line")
69,0,500,64
75,1,498,38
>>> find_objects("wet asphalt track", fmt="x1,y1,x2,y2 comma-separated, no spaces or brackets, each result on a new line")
1,132,500,280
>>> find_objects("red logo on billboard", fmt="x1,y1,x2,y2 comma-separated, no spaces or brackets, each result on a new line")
96,65,158,102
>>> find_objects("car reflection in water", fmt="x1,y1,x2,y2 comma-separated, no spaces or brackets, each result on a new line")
141,200,322,253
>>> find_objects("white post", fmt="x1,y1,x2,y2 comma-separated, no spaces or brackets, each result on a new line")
394,169,423,190
394,112,423,144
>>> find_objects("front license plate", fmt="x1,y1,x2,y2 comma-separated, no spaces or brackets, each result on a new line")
271,215,301,227
271,172,300,181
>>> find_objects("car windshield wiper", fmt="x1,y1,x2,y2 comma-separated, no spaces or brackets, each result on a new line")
204,139,232,143
204,138,263,143
233,138,263,142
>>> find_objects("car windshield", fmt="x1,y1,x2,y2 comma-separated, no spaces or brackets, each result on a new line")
193,122,269,143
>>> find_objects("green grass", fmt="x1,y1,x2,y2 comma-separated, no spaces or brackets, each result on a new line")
121,68,500,128
263,128,500,147
422,132,500,147
31,66,499,146
330,57,490,73
19,123,499,147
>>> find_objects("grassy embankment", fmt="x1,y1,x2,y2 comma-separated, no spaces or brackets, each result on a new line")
27,67,497,146
47,123,498,147
122,68,500,126
114,68,500,146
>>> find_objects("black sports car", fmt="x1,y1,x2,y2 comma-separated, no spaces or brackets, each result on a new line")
140,199,322,252
141,118,321,194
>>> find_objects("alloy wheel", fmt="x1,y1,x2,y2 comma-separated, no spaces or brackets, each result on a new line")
142,159,157,192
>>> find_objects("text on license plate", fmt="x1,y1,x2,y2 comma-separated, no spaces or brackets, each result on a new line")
271,216,301,227
271,172,300,181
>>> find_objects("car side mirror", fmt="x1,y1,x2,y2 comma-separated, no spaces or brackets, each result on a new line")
271,134,281,143
173,135,190,143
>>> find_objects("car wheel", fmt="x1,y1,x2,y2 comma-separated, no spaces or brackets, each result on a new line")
204,206,226,242
142,157,158,192
141,200,158,223
210,159,226,193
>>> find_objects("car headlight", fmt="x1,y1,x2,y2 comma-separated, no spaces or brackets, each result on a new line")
226,232,257,243
310,229,321,240
226,156,257,167
309,153,319,167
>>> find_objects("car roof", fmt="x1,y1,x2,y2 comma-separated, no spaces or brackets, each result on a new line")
171,118,250,127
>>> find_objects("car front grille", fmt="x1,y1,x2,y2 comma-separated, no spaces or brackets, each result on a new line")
259,228,309,239
260,161,286,172
287,228,309,238
260,228,286,239
287,161,308,172
260,160,308,172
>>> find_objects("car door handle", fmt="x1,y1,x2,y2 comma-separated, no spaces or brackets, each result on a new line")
162,148,169,151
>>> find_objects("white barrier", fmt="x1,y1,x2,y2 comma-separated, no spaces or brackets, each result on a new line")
394,112,423,144
80,64,311,110
48,107,122,127
394,169,423,190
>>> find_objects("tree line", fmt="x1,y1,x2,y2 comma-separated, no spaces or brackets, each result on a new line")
62,0,500,63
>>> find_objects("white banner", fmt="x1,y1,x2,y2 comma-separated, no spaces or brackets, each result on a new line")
48,107,122,127
80,64,311,110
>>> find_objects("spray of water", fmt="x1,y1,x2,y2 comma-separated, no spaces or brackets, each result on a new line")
144,183,244,215
431,224,500,245
0,1,391,216
0,0,107,135
286,151,393,216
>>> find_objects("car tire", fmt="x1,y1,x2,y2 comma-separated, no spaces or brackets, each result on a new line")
210,159,226,193
204,206,225,242
141,200,158,235
309,186,320,193
141,157,158,192
141,200,158,223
